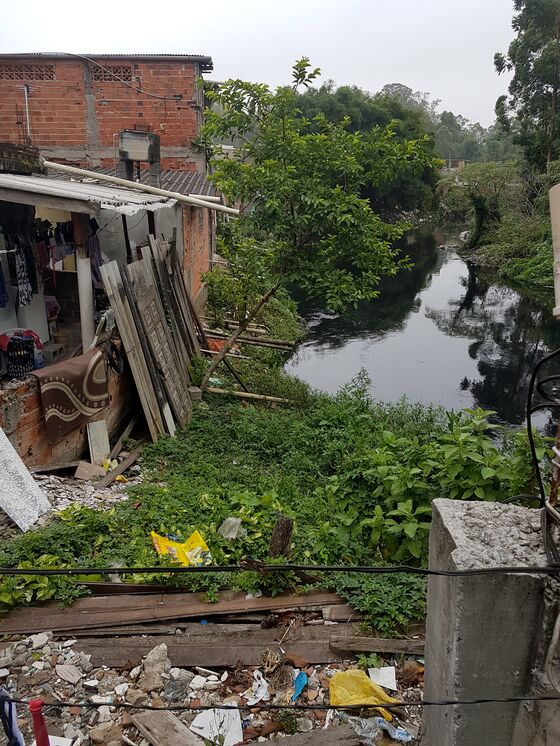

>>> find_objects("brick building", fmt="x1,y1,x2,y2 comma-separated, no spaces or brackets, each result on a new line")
0,53,213,171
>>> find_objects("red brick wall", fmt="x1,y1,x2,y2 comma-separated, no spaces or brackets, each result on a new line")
0,57,203,170
182,206,212,302
0,366,136,467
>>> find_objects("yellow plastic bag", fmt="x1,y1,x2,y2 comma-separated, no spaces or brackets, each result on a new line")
150,530,212,567
329,669,399,721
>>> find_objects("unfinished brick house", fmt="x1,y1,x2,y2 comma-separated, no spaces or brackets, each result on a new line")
0,53,213,171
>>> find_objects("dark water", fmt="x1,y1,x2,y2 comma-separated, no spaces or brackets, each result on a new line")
286,230,560,427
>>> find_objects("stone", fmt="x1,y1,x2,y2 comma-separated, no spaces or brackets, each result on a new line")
97,705,112,723
90,722,121,744
169,667,194,683
163,678,191,702
62,640,77,648
126,689,147,705
0,669,9,679
114,682,128,696
138,643,169,692
129,665,141,680
84,679,99,689
32,661,45,670
56,664,82,684
138,669,164,693
30,633,49,650
90,695,113,705
0,655,13,668
296,718,314,733
204,680,221,691
189,675,206,690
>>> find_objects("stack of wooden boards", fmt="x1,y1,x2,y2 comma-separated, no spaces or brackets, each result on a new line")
0,587,424,667
100,236,200,442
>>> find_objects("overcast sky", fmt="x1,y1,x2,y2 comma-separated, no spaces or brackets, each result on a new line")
0,0,515,126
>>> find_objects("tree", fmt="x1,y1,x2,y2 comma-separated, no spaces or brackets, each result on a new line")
295,83,441,213
495,0,560,168
197,59,437,389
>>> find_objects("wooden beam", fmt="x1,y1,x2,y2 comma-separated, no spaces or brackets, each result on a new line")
96,448,141,488
206,387,291,404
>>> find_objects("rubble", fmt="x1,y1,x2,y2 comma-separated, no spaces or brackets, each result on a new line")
0,630,425,745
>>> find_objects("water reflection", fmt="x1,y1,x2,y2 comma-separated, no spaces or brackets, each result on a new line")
286,231,560,427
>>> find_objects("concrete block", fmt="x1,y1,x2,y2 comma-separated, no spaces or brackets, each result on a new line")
422,499,558,746
0,427,50,531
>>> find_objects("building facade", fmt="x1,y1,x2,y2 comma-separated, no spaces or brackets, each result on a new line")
0,53,212,171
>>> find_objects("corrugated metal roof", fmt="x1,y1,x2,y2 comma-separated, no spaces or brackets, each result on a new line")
47,167,219,198
0,174,176,215
0,53,213,72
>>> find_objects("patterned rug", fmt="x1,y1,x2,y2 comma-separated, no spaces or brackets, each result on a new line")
33,349,109,443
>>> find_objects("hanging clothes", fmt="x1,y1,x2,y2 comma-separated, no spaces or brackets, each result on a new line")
0,688,25,746
23,244,38,295
15,246,33,307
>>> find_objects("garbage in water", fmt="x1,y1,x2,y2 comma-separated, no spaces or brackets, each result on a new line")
190,707,243,746
150,529,212,566
329,669,399,721
368,665,397,690
291,670,308,701
243,670,271,705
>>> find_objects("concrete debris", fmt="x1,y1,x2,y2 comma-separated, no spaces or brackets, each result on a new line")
0,631,424,744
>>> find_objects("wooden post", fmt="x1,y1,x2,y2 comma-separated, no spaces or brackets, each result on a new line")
268,515,294,557
72,212,95,350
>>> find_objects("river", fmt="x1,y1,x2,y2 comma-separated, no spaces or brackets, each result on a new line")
285,229,560,428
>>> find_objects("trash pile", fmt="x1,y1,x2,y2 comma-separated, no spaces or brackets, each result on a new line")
0,633,424,745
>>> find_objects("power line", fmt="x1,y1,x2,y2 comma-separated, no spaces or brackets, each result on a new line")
0,563,559,577
6,694,560,713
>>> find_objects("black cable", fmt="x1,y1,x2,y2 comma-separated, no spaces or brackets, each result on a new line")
7,694,560,712
1,563,559,577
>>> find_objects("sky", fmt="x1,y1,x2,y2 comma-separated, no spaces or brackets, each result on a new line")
0,0,515,126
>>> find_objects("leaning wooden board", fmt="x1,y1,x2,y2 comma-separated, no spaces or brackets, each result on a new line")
0,590,345,634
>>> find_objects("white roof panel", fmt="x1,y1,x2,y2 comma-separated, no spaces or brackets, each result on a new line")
0,174,176,215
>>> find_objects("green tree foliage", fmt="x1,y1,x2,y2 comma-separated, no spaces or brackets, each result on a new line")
495,0,560,168
197,59,437,388
295,82,441,213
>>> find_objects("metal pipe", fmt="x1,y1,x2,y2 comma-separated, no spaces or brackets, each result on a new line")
23,85,32,141
42,159,239,216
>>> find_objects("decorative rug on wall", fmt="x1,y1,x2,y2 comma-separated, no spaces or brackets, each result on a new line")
33,349,109,443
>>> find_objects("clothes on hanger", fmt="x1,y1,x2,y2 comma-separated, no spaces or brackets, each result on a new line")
0,688,25,746
14,245,33,307
0,263,8,308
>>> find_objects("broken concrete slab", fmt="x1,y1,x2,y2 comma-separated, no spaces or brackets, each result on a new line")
0,427,50,530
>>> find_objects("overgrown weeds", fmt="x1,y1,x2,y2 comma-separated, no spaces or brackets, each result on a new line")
0,371,547,635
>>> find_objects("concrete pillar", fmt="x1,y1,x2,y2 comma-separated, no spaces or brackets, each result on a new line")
422,499,560,746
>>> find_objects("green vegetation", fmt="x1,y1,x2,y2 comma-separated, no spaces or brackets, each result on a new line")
197,59,437,387
0,372,547,634
438,160,557,302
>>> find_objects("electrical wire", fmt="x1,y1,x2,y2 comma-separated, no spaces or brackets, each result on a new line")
66,54,181,102
0,563,559,577
6,694,560,713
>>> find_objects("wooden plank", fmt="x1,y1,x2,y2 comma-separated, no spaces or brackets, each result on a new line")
95,448,141,489
329,636,425,656
0,591,345,634
207,387,291,404
109,416,138,460
78,639,345,668
270,726,360,746
131,711,203,746
100,262,164,441
127,259,191,428
120,269,176,437
87,420,110,465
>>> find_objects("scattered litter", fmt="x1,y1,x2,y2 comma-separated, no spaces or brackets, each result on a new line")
368,666,397,690
323,709,336,729
342,715,382,746
150,529,212,566
373,717,413,743
190,707,243,746
291,671,308,701
115,475,128,483
218,517,246,540
244,670,271,705
329,669,399,721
